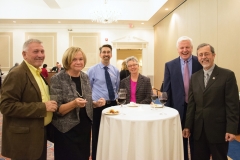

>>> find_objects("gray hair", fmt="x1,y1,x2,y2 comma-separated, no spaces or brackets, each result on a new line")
197,43,215,54
125,56,139,66
23,39,42,51
176,36,193,48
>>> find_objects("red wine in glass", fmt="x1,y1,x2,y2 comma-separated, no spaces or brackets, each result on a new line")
159,92,168,107
160,99,167,104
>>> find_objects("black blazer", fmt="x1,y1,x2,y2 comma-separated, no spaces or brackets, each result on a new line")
185,65,239,143
119,74,152,104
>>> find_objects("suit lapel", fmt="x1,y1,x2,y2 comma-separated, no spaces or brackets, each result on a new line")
136,74,143,92
192,56,198,73
22,62,42,99
174,58,184,90
197,70,205,91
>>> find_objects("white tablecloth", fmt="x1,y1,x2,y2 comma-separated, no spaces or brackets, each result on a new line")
97,105,184,160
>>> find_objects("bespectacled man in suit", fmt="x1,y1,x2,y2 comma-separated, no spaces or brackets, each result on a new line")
183,43,239,160
163,36,202,160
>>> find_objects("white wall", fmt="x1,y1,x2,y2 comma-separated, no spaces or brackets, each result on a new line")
0,24,154,77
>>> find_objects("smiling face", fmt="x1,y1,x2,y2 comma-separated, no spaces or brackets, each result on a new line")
177,40,193,61
69,51,85,73
127,60,139,74
22,42,45,68
100,47,112,65
197,45,215,70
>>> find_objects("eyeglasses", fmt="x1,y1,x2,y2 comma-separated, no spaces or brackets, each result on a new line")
198,53,212,57
127,64,139,68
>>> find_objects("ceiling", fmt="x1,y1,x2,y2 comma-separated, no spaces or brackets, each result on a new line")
0,0,186,27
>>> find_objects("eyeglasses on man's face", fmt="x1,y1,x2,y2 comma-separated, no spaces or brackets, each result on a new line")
197,52,212,57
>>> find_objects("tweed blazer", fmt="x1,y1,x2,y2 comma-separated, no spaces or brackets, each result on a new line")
0,61,47,160
50,70,93,133
119,74,152,104
185,65,239,143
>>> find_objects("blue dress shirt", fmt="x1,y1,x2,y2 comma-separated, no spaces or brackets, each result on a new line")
87,63,120,101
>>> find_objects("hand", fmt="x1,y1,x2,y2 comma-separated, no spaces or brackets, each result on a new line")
45,100,58,112
93,98,106,108
225,133,236,142
182,128,191,138
74,98,87,108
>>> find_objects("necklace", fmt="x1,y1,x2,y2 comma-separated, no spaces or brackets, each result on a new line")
68,71,83,98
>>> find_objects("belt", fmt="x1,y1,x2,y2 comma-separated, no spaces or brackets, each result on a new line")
106,100,116,104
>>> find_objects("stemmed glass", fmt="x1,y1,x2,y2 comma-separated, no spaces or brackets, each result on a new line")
117,89,127,107
159,92,168,108
151,93,158,110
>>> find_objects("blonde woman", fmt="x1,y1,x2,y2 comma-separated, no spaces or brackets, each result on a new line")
50,47,105,160
120,60,130,80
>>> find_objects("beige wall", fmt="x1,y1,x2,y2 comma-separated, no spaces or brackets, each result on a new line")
154,0,240,89
0,32,13,71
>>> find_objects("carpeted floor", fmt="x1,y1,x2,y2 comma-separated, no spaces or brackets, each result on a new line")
228,140,240,160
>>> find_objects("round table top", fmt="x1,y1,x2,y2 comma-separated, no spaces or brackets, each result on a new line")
102,104,179,121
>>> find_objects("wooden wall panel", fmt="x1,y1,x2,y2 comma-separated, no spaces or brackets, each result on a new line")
0,32,12,71
69,33,100,71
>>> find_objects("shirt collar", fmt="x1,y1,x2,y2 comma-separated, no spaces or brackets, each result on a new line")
24,60,41,75
180,55,192,64
203,64,215,75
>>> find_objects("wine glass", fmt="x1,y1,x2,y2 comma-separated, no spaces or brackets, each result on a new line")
151,93,158,110
119,88,127,95
159,92,168,107
117,93,126,107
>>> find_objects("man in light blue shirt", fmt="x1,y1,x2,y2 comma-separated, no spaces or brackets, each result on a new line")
87,44,120,160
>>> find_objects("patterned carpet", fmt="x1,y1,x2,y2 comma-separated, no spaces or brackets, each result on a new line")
0,113,54,160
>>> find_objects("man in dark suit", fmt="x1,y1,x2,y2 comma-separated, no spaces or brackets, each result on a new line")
183,43,239,160
0,39,57,160
163,36,202,160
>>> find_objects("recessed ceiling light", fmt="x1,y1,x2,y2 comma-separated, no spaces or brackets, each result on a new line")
165,8,169,10
58,21,61,23
13,21,16,23
141,22,144,24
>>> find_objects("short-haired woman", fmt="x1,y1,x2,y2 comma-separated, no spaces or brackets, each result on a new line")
50,47,105,160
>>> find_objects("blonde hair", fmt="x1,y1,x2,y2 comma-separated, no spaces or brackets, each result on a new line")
121,61,128,70
62,47,87,70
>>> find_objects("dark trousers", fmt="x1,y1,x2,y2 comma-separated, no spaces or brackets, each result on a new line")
194,127,228,160
182,102,194,160
91,100,117,160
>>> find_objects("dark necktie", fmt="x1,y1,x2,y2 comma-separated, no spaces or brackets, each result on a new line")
183,61,189,103
104,66,115,100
